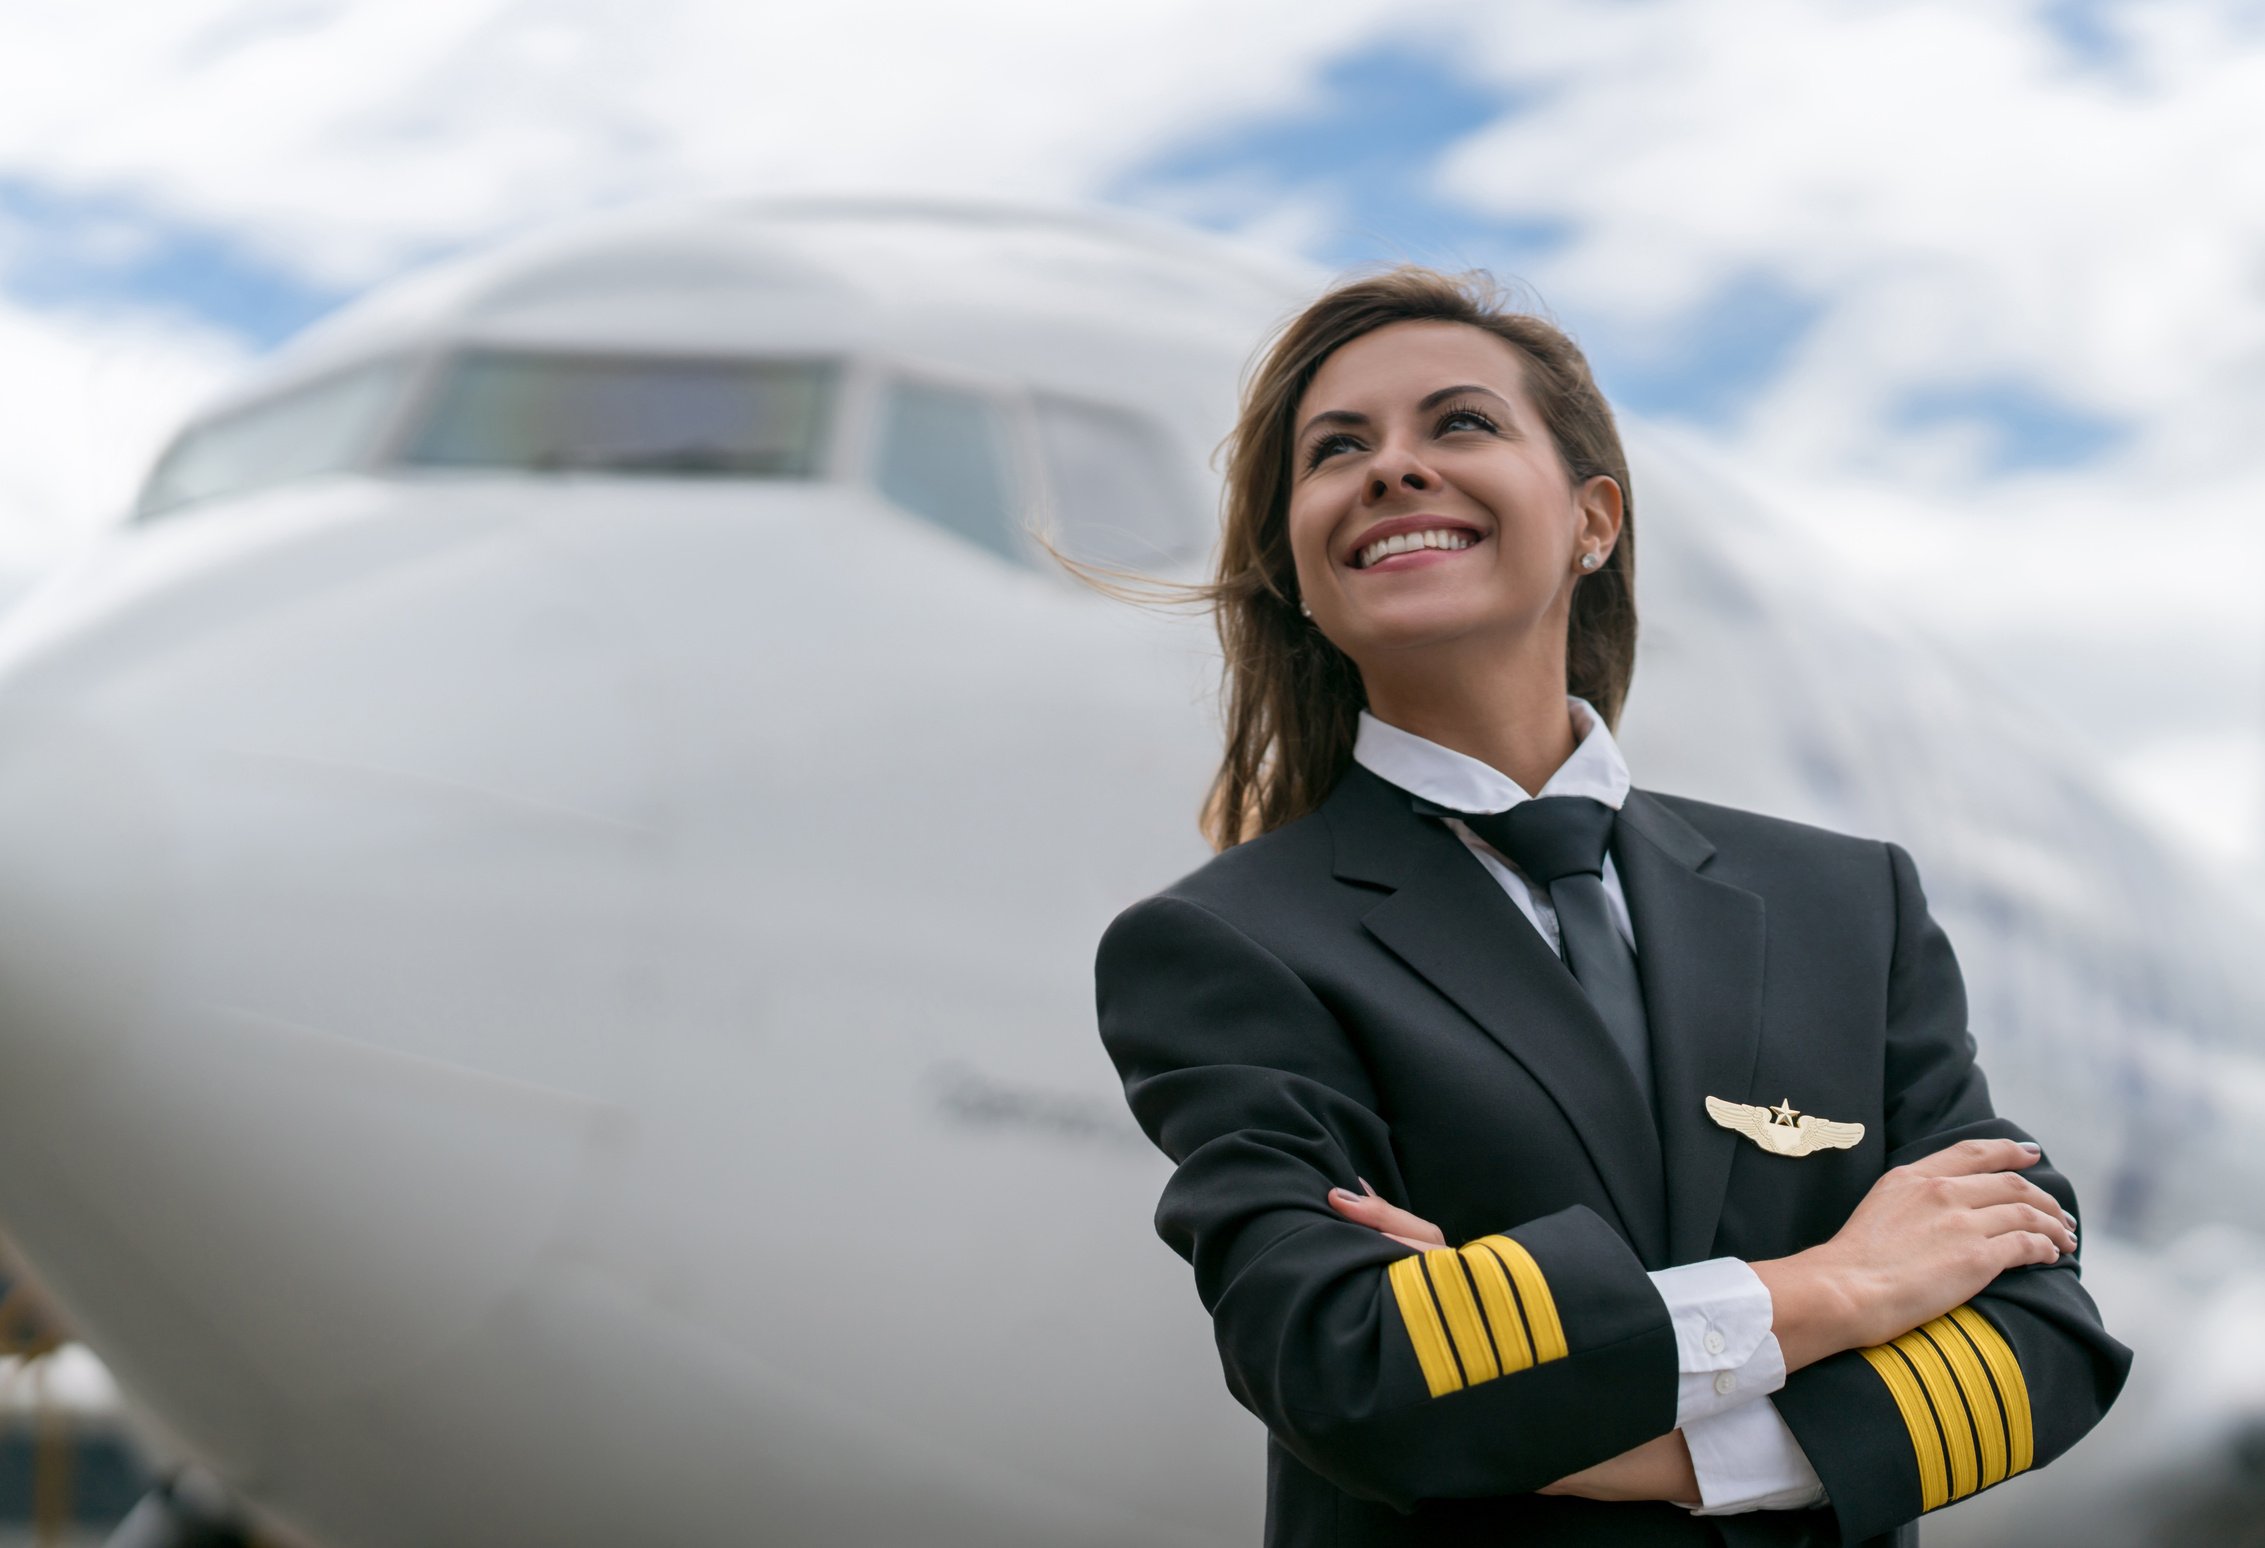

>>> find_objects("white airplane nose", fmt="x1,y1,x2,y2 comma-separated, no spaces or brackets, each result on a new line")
0,500,660,1494
0,696,171,1071
0,687,294,1479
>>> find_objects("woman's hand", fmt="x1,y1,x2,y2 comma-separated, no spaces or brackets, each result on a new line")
1537,1431,1699,1505
1754,1138,2077,1371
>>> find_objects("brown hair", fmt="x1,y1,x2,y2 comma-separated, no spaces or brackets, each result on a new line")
1053,265,1637,851
1195,266,1639,847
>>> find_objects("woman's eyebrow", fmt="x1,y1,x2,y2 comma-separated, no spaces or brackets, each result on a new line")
1417,383,1510,413
1296,383,1513,441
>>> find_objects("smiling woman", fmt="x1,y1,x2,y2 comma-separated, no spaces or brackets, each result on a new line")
1087,267,2126,1548
1276,314,1633,814
1192,276,1638,847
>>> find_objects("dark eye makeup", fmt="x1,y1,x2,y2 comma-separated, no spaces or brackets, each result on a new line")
1300,399,1503,471
1431,400,1500,435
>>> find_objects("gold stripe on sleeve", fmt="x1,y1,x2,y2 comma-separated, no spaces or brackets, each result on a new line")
1387,1254,1463,1397
1474,1235,1568,1364
1893,1325,1980,1502
1858,1343,1951,1512
1923,1316,2009,1488
1423,1249,1500,1386
1457,1239,1536,1375
1949,1305,2034,1476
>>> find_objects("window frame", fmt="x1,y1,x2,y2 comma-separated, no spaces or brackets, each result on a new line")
1022,387,1209,574
378,344,843,483
134,350,424,521
851,360,1045,567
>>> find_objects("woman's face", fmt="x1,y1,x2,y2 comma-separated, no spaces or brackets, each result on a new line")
1285,319,1621,677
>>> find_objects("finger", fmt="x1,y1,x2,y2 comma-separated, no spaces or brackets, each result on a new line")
1327,1188,1445,1244
1988,1229,2063,1270
1941,1171,2078,1227
1995,1175,2078,1228
1904,1137,2043,1179
1326,1188,1446,1245
1967,1202,2077,1253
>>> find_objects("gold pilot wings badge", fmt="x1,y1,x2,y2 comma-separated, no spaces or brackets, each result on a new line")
1705,1096,1865,1157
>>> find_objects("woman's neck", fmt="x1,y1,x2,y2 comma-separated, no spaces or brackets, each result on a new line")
1361,646,1578,800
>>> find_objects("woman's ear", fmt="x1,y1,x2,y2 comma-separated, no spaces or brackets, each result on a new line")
1576,474,1624,563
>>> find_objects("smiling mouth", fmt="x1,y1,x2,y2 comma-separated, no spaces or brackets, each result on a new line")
1351,528,1482,569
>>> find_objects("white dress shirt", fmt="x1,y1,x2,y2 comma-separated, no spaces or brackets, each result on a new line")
1351,698,1828,1515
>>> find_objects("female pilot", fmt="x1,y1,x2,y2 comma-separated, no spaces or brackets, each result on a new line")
1090,267,2128,1547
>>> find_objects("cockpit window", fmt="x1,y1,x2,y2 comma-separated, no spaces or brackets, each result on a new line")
137,357,407,519
399,351,833,478
872,380,1022,563
1031,395,1203,568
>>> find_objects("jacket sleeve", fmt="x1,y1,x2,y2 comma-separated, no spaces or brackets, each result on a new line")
1095,891,1678,1510
1770,840,2135,1542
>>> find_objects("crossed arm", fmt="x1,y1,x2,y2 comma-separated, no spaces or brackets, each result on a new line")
1096,842,2130,1536
1326,1133,2080,1508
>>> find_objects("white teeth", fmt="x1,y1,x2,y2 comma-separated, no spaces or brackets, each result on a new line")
1356,528,1475,568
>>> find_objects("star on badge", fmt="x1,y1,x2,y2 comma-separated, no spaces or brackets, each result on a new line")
1707,1096,1865,1157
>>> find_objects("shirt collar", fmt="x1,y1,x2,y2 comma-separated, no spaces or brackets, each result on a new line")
1351,696,1631,813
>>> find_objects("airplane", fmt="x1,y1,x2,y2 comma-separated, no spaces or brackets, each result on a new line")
0,195,2256,1548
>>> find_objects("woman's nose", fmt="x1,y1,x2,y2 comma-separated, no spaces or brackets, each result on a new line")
1366,458,1434,501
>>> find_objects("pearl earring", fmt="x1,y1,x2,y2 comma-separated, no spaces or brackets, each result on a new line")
1580,552,1602,571
1299,599,1314,618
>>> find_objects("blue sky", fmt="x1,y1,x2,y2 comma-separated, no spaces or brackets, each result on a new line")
0,173,351,344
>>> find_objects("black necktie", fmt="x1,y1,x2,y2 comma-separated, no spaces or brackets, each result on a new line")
1427,795,1658,1118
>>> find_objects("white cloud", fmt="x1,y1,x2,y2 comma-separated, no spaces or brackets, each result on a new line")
1443,0,2265,468
2109,724,2265,879
0,297,245,567
0,0,1395,288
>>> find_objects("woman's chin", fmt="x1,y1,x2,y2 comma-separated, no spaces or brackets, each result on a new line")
1335,599,1519,658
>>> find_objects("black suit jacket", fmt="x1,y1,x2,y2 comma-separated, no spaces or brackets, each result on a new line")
1094,762,2130,1547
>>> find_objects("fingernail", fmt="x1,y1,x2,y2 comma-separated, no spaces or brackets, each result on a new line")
2017,1141,2042,1153
2063,1212,2078,1229
1328,1188,1356,1205
1358,1176,1378,1197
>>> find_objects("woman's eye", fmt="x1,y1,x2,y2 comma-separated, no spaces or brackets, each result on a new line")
1438,408,1498,434
1304,434,1357,468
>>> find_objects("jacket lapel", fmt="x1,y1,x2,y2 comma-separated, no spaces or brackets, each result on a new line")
1613,789,1769,1265
1325,765,1671,1265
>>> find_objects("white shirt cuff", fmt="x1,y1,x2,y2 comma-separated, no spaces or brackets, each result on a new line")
1682,1398,1829,1514
1648,1257,1787,1425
